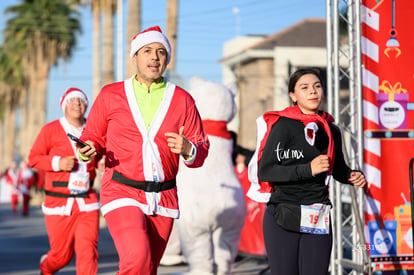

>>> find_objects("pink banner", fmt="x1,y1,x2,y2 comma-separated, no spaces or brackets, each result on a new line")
362,0,414,271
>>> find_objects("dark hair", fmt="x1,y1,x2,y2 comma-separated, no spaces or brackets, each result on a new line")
288,67,324,94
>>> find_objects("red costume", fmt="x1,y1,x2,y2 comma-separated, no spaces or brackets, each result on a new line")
235,166,266,257
17,162,35,216
81,78,209,275
4,164,19,213
28,117,100,275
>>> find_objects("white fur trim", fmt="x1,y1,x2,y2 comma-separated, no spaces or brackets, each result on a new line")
124,79,176,182
42,198,99,216
182,142,196,164
76,198,100,211
247,116,271,203
52,156,61,172
100,198,179,218
60,90,88,112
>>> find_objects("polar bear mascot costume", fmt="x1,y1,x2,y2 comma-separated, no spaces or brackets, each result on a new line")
176,76,247,275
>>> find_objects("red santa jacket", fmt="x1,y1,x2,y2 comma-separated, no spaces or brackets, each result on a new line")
81,77,209,218
5,168,19,195
28,119,100,215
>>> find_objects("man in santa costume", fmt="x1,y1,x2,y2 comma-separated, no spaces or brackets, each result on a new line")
28,88,101,275
79,26,209,275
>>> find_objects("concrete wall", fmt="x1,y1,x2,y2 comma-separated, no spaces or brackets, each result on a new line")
238,58,274,149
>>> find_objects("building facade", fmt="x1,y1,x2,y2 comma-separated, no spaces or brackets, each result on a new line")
220,18,327,149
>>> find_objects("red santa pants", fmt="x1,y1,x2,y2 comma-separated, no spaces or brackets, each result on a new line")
10,193,18,213
22,194,30,215
105,206,174,275
40,201,99,275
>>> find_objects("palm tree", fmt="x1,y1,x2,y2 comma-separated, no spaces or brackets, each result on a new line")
3,0,82,159
74,0,140,97
91,0,102,99
0,41,25,169
126,0,141,78
65,0,102,99
102,0,117,86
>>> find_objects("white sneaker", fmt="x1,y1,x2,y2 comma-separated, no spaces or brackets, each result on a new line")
160,255,187,266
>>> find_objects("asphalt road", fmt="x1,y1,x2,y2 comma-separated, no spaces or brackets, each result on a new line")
0,202,270,275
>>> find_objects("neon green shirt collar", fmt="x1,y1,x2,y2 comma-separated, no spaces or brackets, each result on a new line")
132,75,167,129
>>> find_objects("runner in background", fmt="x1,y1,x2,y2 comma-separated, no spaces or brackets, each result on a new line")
232,144,266,258
4,160,19,214
28,87,101,275
17,161,35,216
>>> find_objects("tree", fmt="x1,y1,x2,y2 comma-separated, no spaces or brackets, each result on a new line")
91,0,102,99
102,0,117,86
65,0,103,99
0,41,25,169
3,0,82,159
126,0,141,78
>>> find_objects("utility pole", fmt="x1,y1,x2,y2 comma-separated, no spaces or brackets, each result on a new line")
116,0,123,81
166,0,179,70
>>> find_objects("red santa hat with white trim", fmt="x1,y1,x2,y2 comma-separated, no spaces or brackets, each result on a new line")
129,25,171,64
60,87,88,113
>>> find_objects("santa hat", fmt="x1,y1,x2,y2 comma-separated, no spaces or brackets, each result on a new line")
129,25,171,64
60,87,88,112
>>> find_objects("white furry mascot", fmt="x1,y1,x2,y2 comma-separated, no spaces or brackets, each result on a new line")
176,76,247,275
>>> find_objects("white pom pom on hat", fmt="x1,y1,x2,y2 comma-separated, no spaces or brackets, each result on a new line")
60,87,88,113
129,25,171,64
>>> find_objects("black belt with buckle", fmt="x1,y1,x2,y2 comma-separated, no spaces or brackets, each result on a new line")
111,170,176,193
49,181,93,198
52,181,94,188
45,190,89,198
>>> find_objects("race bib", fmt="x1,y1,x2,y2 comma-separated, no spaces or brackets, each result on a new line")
68,162,90,194
300,203,331,234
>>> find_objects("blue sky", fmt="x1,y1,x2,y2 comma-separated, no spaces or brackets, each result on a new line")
0,0,326,122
